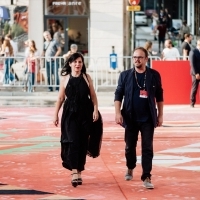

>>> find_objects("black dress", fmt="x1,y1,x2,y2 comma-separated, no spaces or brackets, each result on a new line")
60,74,103,171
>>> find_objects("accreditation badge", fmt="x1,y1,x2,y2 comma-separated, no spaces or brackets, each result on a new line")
140,90,148,98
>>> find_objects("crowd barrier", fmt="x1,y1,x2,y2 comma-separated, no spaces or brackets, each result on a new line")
0,55,198,105
152,60,200,105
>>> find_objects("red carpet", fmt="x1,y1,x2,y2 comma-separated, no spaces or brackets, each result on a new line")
0,106,200,199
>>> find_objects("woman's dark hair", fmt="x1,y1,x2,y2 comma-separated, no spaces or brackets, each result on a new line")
61,52,86,76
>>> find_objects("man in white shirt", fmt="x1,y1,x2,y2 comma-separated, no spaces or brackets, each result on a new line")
5,34,18,57
162,39,180,60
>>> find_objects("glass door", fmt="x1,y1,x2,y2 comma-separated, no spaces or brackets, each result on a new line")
44,16,88,55
67,17,88,55
44,16,68,55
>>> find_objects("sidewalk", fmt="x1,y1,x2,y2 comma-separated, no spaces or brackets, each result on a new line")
0,90,115,107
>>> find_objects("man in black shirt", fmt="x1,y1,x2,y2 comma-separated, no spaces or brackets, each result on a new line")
189,39,200,107
181,33,193,60
114,47,164,189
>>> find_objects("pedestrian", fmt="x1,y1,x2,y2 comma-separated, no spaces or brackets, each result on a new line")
63,44,78,61
51,22,62,46
42,31,62,92
114,47,164,189
25,49,37,92
5,34,18,57
144,41,157,68
158,9,166,24
156,21,167,53
53,52,103,187
162,39,180,60
151,12,159,41
180,20,190,43
188,39,200,108
181,33,193,60
0,39,15,85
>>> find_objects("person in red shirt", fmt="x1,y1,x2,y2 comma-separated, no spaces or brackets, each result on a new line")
26,49,36,92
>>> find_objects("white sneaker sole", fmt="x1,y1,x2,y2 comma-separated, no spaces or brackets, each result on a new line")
143,184,154,189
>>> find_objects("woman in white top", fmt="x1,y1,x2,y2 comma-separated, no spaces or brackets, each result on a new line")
151,12,159,40
1,39,15,85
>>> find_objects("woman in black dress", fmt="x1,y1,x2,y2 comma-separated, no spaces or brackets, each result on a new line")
53,53,102,187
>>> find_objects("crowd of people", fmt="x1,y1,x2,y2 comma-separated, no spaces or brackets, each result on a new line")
150,8,191,54
0,18,81,92
144,32,193,66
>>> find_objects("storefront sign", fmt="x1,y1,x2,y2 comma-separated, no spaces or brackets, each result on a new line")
127,5,141,11
45,0,89,16
52,1,82,6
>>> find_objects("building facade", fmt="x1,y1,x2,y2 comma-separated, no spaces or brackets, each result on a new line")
0,0,199,70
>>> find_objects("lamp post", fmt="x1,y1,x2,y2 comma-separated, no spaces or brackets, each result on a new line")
128,0,140,51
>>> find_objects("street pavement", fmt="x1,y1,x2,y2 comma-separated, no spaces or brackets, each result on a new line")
0,105,200,199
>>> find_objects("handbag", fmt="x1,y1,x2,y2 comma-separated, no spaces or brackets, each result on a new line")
87,110,103,158
84,73,103,158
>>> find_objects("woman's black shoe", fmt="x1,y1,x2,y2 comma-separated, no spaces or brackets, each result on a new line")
71,173,78,187
78,178,82,185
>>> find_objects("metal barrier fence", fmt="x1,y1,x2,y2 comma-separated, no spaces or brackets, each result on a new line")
0,55,188,92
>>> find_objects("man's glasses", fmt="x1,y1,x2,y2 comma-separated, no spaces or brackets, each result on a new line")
132,56,145,60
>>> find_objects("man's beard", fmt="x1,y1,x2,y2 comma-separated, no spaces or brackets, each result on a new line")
135,64,142,68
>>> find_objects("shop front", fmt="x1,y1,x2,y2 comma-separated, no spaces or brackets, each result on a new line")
43,0,89,55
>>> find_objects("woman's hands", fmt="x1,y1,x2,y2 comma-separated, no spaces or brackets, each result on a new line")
93,109,99,122
53,115,59,127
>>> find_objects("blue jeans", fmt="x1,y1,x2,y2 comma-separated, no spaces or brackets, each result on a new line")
3,58,14,84
46,60,59,91
27,72,35,92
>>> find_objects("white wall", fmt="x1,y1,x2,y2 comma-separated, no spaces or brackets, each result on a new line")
0,0,28,6
28,0,43,55
90,0,123,70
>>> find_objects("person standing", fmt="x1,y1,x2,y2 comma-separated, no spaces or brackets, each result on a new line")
114,47,164,189
5,34,18,57
144,41,157,68
42,31,62,92
162,39,180,60
151,12,159,41
189,39,200,108
53,53,103,187
63,44,78,61
23,39,40,92
156,21,167,53
1,39,15,85
51,23,62,46
180,20,190,43
25,49,36,92
181,33,193,60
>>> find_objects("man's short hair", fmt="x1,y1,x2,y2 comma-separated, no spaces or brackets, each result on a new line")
184,33,191,39
134,47,148,58
70,44,78,49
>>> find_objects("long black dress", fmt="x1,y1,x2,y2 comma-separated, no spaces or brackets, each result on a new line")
60,74,103,171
